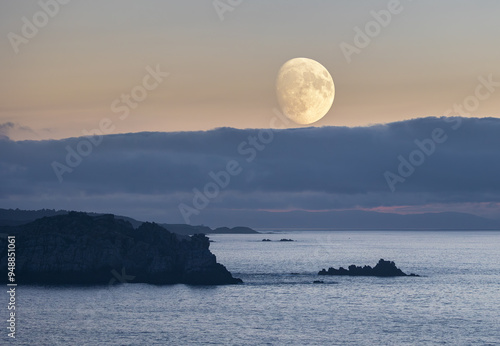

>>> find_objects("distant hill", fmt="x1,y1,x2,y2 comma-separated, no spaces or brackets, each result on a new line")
0,208,144,228
267,210,500,229
0,208,259,235
0,208,68,226
210,226,257,234
184,209,500,230
1,208,497,231
159,224,258,235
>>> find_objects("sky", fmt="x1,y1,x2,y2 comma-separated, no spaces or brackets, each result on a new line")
1,1,500,226
1,1,499,140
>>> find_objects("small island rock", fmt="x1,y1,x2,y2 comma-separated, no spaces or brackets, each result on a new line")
318,259,419,277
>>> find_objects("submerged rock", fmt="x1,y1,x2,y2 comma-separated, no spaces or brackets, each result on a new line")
279,239,294,242
0,212,242,285
318,259,419,277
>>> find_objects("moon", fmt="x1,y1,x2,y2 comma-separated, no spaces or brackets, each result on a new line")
276,58,335,125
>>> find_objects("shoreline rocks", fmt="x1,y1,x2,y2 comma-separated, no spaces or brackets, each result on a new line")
261,238,295,242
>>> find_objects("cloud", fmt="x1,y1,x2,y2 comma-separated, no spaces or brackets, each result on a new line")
0,122,15,140
0,122,37,140
0,117,499,223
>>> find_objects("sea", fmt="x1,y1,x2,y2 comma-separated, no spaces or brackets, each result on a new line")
3,231,500,345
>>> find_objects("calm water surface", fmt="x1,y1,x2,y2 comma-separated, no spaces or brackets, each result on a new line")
3,231,500,345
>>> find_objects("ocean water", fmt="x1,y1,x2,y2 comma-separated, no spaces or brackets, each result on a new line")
3,231,500,345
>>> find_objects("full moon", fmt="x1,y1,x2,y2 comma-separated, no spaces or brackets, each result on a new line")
276,58,335,125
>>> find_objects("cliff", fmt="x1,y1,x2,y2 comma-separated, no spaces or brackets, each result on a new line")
0,212,242,285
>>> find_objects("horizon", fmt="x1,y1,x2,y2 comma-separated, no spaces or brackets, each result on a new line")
2,207,500,232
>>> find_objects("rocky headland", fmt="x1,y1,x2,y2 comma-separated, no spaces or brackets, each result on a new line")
0,212,242,285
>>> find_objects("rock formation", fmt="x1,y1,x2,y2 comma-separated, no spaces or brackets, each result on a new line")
0,212,242,285
318,259,419,277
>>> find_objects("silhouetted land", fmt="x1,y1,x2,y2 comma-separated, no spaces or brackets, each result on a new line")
0,212,242,285
319,259,419,277
0,208,259,235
